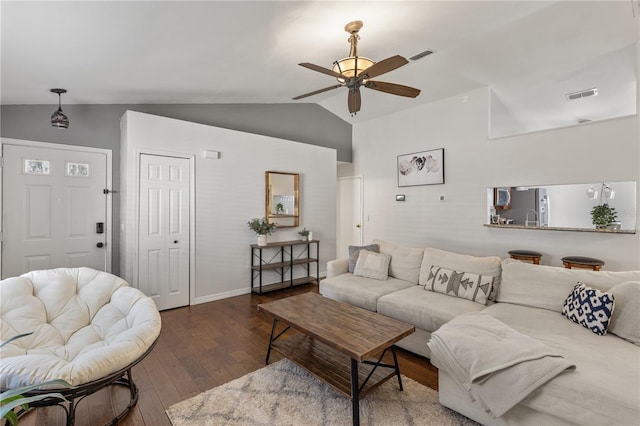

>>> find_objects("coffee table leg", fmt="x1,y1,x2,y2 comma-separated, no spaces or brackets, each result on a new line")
266,319,278,364
351,358,360,426
391,345,403,391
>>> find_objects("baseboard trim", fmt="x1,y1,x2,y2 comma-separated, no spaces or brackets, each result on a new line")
192,287,251,305
191,274,326,306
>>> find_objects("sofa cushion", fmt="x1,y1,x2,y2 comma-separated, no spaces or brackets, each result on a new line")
377,286,486,333
608,281,640,345
480,303,640,426
353,250,391,280
561,282,615,336
423,265,494,305
497,258,640,313
419,248,502,300
319,273,414,312
373,240,424,284
348,243,379,273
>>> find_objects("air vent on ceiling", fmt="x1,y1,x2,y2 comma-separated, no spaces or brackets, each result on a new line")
566,88,598,101
409,49,435,61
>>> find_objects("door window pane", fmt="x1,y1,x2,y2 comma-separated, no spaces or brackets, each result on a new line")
66,162,90,177
24,159,50,175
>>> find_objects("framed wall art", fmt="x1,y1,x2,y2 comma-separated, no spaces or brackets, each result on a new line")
397,148,444,187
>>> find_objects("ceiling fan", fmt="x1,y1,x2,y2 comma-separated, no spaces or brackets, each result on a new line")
293,20,421,115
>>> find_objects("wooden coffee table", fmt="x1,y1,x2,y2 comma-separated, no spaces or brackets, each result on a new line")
257,292,415,426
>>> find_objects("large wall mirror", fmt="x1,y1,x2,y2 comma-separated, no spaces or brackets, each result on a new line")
487,181,637,233
266,171,299,228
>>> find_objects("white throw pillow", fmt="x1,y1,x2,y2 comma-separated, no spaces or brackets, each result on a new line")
353,249,391,281
607,281,640,346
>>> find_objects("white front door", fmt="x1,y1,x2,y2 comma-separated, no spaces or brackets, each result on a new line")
138,154,190,310
336,176,363,259
2,143,110,278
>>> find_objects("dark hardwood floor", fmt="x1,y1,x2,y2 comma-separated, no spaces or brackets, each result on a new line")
22,284,438,425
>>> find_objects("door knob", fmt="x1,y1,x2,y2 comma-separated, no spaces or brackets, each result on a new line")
173,240,179,244
356,224,361,228
96,242,104,248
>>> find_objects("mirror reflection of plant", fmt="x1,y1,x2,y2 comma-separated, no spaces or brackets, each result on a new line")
1,332,73,425
275,203,284,214
591,204,618,228
247,218,277,235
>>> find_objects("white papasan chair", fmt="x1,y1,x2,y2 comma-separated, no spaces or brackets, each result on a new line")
0,267,161,425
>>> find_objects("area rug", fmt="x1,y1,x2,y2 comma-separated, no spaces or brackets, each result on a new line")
166,358,479,425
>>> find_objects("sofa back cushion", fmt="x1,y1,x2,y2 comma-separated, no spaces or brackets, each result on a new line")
373,239,424,284
497,258,640,313
607,281,640,346
419,248,502,300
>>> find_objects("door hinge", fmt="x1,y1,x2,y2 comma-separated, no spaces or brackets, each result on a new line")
103,189,110,194
0,157,4,168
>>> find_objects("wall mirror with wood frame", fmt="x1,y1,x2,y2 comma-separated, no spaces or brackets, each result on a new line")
266,171,299,228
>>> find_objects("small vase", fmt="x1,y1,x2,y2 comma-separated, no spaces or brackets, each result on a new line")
257,235,268,246
300,235,308,241
307,231,313,241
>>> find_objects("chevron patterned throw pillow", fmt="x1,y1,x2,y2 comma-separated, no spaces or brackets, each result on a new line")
423,265,494,305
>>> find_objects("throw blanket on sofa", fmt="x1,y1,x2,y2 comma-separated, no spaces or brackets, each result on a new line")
428,311,575,417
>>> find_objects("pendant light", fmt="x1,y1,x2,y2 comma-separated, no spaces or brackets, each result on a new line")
50,88,69,128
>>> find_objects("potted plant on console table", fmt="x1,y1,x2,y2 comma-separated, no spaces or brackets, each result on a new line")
298,228,311,241
248,217,277,246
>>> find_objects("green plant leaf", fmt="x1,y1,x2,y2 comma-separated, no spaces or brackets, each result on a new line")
3,409,18,426
1,392,68,420
1,379,73,401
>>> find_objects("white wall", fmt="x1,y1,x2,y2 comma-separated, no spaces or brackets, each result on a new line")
121,111,336,304
351,87,640,270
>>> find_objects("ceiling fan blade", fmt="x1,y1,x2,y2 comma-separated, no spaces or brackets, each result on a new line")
299,63,344,79
292,84,343,100
348,88,361,114
358,55,408,79
365,81,421,98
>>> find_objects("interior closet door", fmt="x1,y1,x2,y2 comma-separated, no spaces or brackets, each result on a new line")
138,154,190,310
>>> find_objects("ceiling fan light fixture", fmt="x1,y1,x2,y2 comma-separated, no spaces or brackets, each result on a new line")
332,56,375,82
50,88,69,129
292,20,420,115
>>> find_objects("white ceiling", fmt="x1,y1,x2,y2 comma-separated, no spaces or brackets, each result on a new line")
1,1,638,126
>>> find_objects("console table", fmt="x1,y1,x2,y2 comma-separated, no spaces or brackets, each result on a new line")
250,239,319,294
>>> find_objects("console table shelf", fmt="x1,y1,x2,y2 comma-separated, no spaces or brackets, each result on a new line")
250,239,319,294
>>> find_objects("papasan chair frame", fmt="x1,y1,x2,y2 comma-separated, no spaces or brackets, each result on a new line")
11,338,158,426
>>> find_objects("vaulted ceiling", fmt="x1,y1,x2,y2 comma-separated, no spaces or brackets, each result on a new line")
2,1,638,128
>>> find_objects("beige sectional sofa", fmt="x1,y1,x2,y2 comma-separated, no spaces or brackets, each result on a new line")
320,239,640,425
